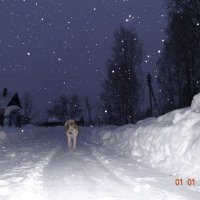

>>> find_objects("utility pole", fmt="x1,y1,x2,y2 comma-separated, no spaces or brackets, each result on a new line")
146,74,153,116
146,73,159,117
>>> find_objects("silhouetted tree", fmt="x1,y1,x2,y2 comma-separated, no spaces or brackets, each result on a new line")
101,26,143,125
79,115,85,126
47,95,68,122
85,96,94,126
158,0,200,113
69,94,82,119
24,91,38,124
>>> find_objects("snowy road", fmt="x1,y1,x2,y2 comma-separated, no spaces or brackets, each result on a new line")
0,126,199,200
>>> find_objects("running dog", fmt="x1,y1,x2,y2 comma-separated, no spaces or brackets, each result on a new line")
64,119,78,149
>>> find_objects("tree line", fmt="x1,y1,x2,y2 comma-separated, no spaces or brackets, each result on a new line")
46,95,96,126
28,0,200,126
158,0,200,113
101,0,200,124
46,26,144,126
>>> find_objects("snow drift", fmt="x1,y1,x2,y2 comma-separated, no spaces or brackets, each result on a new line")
87,93,200,178
0,130,6,143
0,125,61,145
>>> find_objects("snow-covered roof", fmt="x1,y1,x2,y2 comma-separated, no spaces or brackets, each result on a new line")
4,105,22,117
0,90,14,108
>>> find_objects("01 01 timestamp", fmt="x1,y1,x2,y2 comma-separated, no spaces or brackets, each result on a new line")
175,178,196,186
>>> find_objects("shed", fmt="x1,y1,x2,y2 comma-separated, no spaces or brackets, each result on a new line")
0,88,24,127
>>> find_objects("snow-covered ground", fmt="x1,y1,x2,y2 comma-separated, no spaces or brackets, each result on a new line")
0,94,200,200
89,94,200,179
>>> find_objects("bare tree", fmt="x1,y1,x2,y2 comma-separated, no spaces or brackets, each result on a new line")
47,94,68,122
69,94,82,119
101,26,143,125
85,96,94,126
24,91,38,124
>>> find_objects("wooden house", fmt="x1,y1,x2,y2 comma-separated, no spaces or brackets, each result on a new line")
0,88,24,127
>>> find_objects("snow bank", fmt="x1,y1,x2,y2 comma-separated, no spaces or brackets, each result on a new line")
0,130,6,143
88,93,200,178
0,125,64,145
0,125,37,144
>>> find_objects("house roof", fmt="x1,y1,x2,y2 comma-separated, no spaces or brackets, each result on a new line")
4,105,22,117
7,93,22,108
0,90,22,109
0,91,14,109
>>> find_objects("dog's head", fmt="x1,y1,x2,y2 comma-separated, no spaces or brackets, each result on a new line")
65,119,77,130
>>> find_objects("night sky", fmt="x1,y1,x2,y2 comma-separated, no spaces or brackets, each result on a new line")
0,0,167,121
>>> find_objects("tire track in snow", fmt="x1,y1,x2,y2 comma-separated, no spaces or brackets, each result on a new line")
90,146,187,200
0,149,59,200
43,144,145,200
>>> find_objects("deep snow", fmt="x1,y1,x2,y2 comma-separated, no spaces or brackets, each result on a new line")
89,94,200,179
0,125,199,200
0,94,200,200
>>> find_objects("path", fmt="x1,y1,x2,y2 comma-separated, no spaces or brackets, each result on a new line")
0,127,199,200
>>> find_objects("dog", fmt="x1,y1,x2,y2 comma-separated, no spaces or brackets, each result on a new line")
64,119,78,149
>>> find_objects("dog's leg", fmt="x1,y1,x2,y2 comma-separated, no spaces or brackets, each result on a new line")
73,136,77,149
67,135,72,149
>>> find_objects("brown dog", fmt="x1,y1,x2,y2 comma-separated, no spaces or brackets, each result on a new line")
64,119,78,149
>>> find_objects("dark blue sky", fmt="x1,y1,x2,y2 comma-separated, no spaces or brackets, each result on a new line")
0,0,167,121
